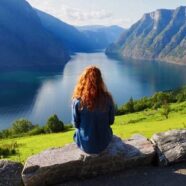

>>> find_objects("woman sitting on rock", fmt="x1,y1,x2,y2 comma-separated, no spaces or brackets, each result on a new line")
72,66,115,154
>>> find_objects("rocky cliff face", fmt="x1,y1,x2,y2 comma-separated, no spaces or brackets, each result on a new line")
106,6,186,64
0,0,69,70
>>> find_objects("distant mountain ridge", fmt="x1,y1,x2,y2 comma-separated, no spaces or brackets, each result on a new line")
77,25,125,49
0,0,124,70
0,0,69,70
36,9,95,53
36,10,125,52
106,6,186,65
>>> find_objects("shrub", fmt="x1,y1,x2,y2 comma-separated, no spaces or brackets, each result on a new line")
0,129,12,139
152,92,170,107
11,119,34,134
28,125,45,136
125,97,135,113
161,102,171,119
45,114,64,133
0,142,18,158
176,93,186,103
133,97,151,112
153,101,162,109
63,124,73,132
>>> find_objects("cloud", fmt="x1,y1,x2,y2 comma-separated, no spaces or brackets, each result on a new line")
27,1,112,22
53,5,113,23
26,0,128,27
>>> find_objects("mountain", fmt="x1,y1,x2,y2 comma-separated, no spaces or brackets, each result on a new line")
36,9,96,52
106,6,186,65
36,10,125,52
77,25,125,49
0,0,69,71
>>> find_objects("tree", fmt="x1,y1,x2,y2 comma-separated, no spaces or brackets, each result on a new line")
125,97,134,113
161,101,171,119
45,114,64,133
11,119,34,134
0,129,11,139
152,92,170,109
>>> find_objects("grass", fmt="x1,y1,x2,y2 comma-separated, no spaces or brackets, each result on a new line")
0,101,186,163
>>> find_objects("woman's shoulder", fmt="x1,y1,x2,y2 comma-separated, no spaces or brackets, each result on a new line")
72,98,81,106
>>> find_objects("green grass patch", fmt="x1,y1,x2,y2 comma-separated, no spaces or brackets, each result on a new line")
0,101,186,163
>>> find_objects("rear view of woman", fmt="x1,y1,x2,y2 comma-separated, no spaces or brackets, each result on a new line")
72,66,115,154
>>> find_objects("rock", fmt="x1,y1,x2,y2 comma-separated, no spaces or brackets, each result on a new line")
151,129,186,166
0,160,23,186
22,135,155,186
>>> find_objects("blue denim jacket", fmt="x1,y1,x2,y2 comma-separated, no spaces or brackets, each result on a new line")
72,98,114,154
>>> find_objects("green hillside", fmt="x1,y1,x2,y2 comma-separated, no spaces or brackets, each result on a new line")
106,6,186,65
0,101,185,163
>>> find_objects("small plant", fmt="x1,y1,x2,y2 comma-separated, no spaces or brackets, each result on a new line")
183,123,186,128
0,141,18,158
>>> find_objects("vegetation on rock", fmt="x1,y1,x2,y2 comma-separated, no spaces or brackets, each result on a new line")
106,6,186,64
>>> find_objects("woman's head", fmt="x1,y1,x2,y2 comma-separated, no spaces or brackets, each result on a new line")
72,66,113,111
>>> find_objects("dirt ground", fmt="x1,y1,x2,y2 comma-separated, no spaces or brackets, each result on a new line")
60,163,186,186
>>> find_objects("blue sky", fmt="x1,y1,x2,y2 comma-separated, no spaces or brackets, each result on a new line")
27,0,186,28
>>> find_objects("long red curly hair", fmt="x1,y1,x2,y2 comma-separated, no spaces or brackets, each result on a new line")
72,66,113,111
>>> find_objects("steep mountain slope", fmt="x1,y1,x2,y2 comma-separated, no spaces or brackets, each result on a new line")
36,9,95,52
36,10,125,52
0,0,69,70
106,6,186,64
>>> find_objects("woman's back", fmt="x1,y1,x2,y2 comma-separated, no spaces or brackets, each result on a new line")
72,97,114,154
71,66,115,154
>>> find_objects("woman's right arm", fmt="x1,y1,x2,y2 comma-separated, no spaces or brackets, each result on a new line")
109,100,115,125
71,99,80,128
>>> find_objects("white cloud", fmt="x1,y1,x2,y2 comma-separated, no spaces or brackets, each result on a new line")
27,0,185,28
61,6,112,21
27,1,115,24
26,0,129,27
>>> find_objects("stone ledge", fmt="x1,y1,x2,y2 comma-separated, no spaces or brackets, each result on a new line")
22,135,155,186
0,160,23,186
2,129,183,186
151,129,186,166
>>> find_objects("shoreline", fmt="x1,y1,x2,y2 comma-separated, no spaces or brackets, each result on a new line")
106,53,186,66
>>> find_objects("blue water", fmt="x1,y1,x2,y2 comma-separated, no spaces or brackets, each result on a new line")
0,52,186,130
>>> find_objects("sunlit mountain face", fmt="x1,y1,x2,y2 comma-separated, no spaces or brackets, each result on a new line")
106,6,186,65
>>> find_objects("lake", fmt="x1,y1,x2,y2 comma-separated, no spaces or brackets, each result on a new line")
0,52,186,130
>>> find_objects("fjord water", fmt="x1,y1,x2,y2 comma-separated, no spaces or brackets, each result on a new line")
1,52,186,129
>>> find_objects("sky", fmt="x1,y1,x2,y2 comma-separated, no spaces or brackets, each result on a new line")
26,0,186,28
